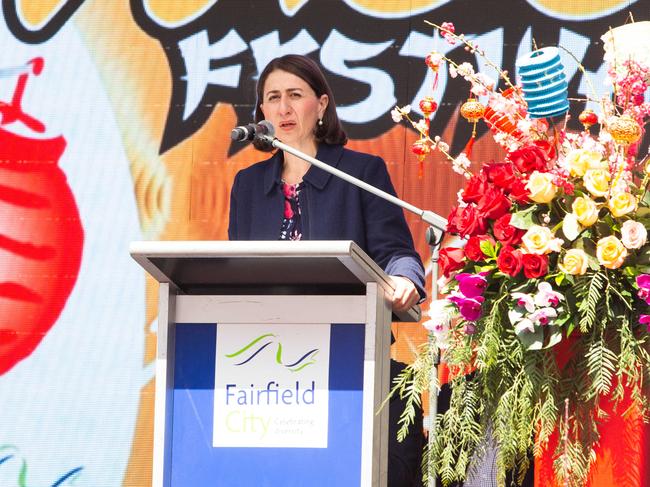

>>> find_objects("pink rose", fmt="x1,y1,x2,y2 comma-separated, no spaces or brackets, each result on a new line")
621,220,648,249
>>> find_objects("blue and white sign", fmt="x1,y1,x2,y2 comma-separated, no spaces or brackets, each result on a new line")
171,322,365,486
213,323,330,448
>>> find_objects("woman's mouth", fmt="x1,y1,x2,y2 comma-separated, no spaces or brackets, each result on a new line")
279,121,296,130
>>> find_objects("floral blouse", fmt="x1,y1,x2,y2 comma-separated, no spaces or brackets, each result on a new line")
279,182,303,240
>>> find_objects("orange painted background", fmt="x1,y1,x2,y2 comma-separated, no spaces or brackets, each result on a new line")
0,1,647,486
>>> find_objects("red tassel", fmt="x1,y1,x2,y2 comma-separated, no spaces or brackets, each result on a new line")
464,122,478,158
464,137,475,158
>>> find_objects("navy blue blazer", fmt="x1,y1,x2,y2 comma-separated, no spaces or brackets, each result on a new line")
228,143,425,298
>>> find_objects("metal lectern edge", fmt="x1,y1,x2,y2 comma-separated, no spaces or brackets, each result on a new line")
129,240,420,321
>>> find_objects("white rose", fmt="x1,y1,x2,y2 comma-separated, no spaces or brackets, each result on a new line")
621,220,648,249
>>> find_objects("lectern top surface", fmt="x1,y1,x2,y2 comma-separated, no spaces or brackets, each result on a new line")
130,240,420,321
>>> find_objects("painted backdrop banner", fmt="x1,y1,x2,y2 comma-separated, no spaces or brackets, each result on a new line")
0,1,647,486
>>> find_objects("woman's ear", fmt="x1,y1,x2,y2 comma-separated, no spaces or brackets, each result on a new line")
318,94,329,119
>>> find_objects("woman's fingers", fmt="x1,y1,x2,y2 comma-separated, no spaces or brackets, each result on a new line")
390,276,419,312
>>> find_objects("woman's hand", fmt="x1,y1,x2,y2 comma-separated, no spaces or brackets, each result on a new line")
389,276,420,312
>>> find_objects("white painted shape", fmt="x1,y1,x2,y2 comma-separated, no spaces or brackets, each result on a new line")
0,19,144,487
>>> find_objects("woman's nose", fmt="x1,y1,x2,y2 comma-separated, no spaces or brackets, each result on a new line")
279,95,292,114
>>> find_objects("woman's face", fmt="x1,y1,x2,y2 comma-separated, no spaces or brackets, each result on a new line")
260,69,328,151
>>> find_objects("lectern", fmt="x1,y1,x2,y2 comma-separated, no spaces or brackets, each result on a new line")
130,240,420,487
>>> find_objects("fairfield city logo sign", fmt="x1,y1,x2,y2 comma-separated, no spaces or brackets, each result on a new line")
214,324,330,447
222,332,320,408
225,332,319,372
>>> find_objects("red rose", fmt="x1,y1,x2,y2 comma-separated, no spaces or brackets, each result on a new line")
522,253,549,278
496,245,522,277
447,204,487,238
507,144,550,174
465,234,495,262
477,186,511,220
533,139,556,161
483,162,516,190
462,172,489,204
493,214,524,246
439,247,466,277
509,178,530,204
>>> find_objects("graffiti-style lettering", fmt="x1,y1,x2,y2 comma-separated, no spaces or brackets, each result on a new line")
131,0,648,155
1,0,86,44
250,30,319,82
321,30,395,123
179,29,247,120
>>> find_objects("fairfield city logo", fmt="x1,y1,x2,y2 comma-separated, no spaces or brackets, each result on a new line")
223,332,320,408
225,333,319,372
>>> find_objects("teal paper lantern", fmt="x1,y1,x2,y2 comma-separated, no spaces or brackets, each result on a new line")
515,47,569,119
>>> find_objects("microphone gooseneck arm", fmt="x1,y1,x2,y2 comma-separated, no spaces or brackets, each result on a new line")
259,135,447,235
257,132,446,487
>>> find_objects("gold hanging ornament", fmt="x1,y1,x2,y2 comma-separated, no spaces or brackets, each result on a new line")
460,98,486,123
460,98,486,157
607,114,641,145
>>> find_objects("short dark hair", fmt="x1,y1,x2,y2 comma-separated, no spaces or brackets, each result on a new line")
253,54,348,151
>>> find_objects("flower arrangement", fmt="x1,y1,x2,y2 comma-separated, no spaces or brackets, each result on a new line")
391,19,650,486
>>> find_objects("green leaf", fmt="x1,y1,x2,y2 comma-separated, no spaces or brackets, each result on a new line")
544,328,563,348
476,264,497,273
516,325,544,350
480,239,497,259
642,190,650,207
635,207,650,218
636,246,650,266
566,319,577,336
510,206,538,230
554,314,571,327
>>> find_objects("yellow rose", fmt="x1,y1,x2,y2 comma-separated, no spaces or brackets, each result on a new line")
583,169,610,197
596,235,627,269
526,171,558,204
559,248,589,275
565,149,605,177
522,225,563,255
572,196,599,226
608,191,637,217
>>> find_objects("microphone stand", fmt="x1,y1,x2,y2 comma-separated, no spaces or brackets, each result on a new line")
258,134,446,487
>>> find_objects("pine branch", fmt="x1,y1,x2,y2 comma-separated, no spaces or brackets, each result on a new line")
577,271,606,333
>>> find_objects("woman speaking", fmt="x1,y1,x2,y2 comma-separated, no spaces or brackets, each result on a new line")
228,54,426,486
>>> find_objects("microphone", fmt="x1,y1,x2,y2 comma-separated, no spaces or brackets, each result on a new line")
230,120,275,142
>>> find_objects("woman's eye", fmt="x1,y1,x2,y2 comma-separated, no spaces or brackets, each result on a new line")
290,92,301,98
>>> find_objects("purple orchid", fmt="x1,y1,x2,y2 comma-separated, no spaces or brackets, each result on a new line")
455,271,490,298
511,292,535,313
529,307,557,326
640,314,650,332
534,282,564,308
448,293,485,321
636,274,650,305
463,323,477,334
